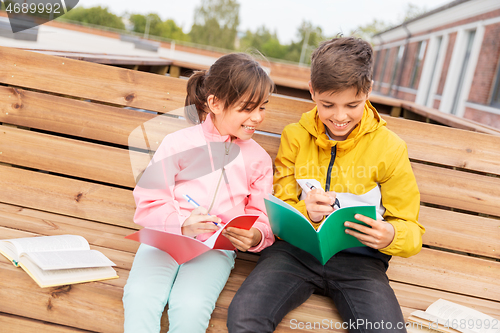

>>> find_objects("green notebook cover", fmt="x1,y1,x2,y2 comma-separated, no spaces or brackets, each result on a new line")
264,195,377,265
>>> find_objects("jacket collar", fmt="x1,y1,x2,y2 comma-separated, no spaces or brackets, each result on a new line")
201,113,233,143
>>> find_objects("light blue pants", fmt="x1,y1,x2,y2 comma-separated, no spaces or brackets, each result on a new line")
123,244,236,333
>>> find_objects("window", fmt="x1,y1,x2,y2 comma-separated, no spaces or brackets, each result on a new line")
389,45,405,95
378,48,391,88
424,37,443,106
410,41,427,89
373,50,382,82
451,30,476,115
491,59,500,108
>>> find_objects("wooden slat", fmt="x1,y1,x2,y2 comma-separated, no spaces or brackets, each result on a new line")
0,313,92,333
419,206,500,259
386,117,500,176
388,247,500,301
402,101,500,135
30,49,172,66
392,281,500,319
413,163,500,217
0,165,136,229
0,86,154,147
0,46,186,113
0,125,137,188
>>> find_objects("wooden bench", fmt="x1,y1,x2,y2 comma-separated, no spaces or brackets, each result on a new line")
0,46,499,333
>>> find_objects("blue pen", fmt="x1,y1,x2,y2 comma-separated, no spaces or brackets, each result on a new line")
182,194,220,227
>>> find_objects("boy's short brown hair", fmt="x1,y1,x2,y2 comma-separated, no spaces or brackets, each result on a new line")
310,37,373,96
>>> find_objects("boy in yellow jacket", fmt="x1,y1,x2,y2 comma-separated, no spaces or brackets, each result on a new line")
228,37,425,332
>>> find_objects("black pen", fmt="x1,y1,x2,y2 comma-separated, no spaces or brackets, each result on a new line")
305,182,340,209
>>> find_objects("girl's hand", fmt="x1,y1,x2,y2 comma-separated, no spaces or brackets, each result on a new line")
304,189,336,222
344,214,395,249
181,207,221,237
222,227,262,252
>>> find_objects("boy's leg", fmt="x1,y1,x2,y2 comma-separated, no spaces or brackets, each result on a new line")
123,244,180,333
227,241,323,333
325,253,407,333
166,249,236,333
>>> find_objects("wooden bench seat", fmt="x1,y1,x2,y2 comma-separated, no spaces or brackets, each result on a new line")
0,46,499,332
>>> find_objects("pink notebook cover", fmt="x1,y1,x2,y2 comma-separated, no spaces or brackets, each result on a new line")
125,215,259,264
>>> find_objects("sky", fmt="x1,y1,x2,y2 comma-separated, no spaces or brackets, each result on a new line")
80,0,453,43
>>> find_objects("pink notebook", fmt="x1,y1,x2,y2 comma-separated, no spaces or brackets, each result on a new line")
125,215,259,264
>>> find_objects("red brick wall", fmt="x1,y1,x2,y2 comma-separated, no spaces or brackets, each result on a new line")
394,90,417,102
468,23,500,104
400,42,419,88
433,99,441,109
464,107,500,129
373,49,386,85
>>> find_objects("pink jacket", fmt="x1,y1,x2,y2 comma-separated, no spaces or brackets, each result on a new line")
133,114,275,252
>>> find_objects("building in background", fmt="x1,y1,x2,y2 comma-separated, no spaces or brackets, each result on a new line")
372,0,500,128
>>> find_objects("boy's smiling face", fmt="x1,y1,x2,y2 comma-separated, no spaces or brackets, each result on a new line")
310,83,371,141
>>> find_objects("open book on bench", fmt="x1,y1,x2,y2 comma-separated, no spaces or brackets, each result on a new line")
0,235,118,288
407,299,500,333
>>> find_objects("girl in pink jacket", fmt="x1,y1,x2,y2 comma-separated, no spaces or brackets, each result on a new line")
123,53,275,333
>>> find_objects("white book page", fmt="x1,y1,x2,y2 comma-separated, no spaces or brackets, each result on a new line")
0,241,20,262
266,194,305,216
4,235,90,255
20,257,117,287
425,299,499,333
202,227,225,249
23,250,116,270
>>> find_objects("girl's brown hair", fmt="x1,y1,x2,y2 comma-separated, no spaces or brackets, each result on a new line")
184,53,275,124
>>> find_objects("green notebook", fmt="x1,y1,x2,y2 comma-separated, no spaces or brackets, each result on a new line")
264,195,377,265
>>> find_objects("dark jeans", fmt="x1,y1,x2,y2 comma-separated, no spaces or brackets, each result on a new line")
227,240,406,333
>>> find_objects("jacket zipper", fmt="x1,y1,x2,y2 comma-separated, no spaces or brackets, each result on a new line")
207,140,233,213
325,145,337,192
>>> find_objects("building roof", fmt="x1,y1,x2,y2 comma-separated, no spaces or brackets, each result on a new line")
373,0,470,37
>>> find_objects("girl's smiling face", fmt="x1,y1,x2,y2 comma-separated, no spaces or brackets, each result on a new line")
310,84,370,141
209,94,268,140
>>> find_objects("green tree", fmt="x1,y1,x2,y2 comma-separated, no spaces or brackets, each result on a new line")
189,0,240,50
350,19,390,44
129,13,189,41
290,21,326,64
239,26,288,59
400,3,428,22
61,6,125,30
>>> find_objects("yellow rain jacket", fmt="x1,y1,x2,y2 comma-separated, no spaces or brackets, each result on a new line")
274,101,424,259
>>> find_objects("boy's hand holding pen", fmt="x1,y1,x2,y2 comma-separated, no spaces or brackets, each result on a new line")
181,194,221,238
304,182,339,223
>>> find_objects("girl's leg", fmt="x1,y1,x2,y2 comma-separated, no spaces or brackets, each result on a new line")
123,244,180,333
166,250,236,333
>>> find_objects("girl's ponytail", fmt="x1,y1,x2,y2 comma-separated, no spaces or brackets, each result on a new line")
185,70,208,124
